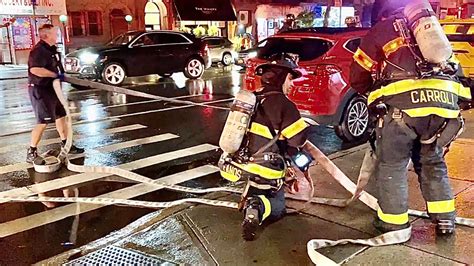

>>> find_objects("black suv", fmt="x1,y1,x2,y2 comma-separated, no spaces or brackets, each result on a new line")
65,31,211,85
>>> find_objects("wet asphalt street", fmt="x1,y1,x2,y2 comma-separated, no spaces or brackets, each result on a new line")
0,66,360,265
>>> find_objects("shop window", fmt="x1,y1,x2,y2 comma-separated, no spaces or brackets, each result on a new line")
69,11,103,36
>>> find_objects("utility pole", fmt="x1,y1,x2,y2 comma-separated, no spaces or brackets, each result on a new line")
32,0,38,44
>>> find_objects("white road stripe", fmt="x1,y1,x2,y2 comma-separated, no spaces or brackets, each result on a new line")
0,111,81,122
0,164,219,238
0,144,217,202
0,124,147,154
0,133,180,174
0,97,231,137
0,117,121,137
0,94,202,117
97,133,179,153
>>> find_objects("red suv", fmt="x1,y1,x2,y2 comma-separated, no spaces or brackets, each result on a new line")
245,28,370,142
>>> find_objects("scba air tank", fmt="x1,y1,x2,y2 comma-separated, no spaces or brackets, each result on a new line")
219,90,256,154
403,0,452,64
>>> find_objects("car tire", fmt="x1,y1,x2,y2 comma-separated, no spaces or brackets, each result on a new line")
101,62,126,85
184,57,205,79
222,53,233,66
335,96,370,142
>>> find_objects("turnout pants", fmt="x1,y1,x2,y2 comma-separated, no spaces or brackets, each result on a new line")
375,108,456,227
247,182,286,223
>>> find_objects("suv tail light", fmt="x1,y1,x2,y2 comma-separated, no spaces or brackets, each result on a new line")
203,44,209,56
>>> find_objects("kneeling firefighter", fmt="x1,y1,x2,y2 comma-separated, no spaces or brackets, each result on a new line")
351,0,472,236
219,54,310,241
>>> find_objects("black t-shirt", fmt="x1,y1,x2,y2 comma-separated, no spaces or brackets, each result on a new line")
28,40,62,88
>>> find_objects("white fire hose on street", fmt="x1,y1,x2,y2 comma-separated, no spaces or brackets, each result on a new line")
2,78,473,265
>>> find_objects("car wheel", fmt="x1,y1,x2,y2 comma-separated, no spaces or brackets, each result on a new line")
184,58,205,79
335,96,369,142
101,62,126,85
222,53,233,66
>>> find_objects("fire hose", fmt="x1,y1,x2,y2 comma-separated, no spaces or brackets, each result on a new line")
2,78,473,265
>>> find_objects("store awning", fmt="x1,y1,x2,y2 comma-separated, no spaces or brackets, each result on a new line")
174,0,237,21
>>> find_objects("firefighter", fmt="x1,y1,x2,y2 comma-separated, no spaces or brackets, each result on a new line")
220,54,309,241
278,14,297,33
350,0,471,235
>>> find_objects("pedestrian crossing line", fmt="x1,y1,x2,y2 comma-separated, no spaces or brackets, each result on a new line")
0,117,121,137
0,164,219,238
97,133,179,153
0,97,231,137
0,133,180,175
0,144,218,204
0,124,147,154
0,111,81,123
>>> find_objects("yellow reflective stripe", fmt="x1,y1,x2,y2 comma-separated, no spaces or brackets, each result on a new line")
368,79,471,105
353,48,377,72
248,122,273,139
281,118,308,139
377,208,409,225
383,37,407,57
258,195,271,222
220,171,240,182
403,107,460,118
233,162,285,180
427,199,455,214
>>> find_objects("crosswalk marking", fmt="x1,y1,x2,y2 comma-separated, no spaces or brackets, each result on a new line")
0,144,218,203
0,117,121,137
97,133,179,153
0,124,147,154
0,164,219,238
0,133,181,174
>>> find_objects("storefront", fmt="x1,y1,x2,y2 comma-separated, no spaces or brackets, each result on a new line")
255,3,355,41
0,0,67,65
173,0,237,38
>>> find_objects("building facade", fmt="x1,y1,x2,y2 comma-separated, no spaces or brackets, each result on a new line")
0,0,67,64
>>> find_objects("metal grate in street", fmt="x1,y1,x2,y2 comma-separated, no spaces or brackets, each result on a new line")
64,246,176,265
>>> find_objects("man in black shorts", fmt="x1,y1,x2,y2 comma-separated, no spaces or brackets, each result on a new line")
27,24,84,163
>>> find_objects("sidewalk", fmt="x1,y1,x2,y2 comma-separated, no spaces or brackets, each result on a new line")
0,64,28,80
42,110,474,265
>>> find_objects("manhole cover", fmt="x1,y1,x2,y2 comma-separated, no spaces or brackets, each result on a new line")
65,246,176,265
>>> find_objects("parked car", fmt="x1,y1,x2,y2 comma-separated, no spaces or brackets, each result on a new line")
245,27,370,142
202,36,237,66
235,39,265,67
64,30,211,85
440,18,474,109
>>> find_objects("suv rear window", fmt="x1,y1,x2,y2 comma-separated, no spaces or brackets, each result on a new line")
344,38,361,53
257,38,333,61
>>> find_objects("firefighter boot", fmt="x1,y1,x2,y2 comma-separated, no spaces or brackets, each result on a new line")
435,219,455,235
241,197,262,241
373,217,410,234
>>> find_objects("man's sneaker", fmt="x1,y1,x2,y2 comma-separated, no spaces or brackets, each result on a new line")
373,217,410,234
435,219,455,235
62,143,84,154
26,148,38,163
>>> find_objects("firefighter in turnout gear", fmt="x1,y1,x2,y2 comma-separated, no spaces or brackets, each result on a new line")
350,0,471,235
219,54,309,241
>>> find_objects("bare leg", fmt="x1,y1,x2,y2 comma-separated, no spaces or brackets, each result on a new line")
30,124,48,147
55,116,67,141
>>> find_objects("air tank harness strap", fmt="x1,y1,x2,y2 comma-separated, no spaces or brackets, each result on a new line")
251,93,287,170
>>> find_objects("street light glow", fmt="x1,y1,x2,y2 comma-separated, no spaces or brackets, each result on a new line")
125,15,133,22
59,15,68,22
